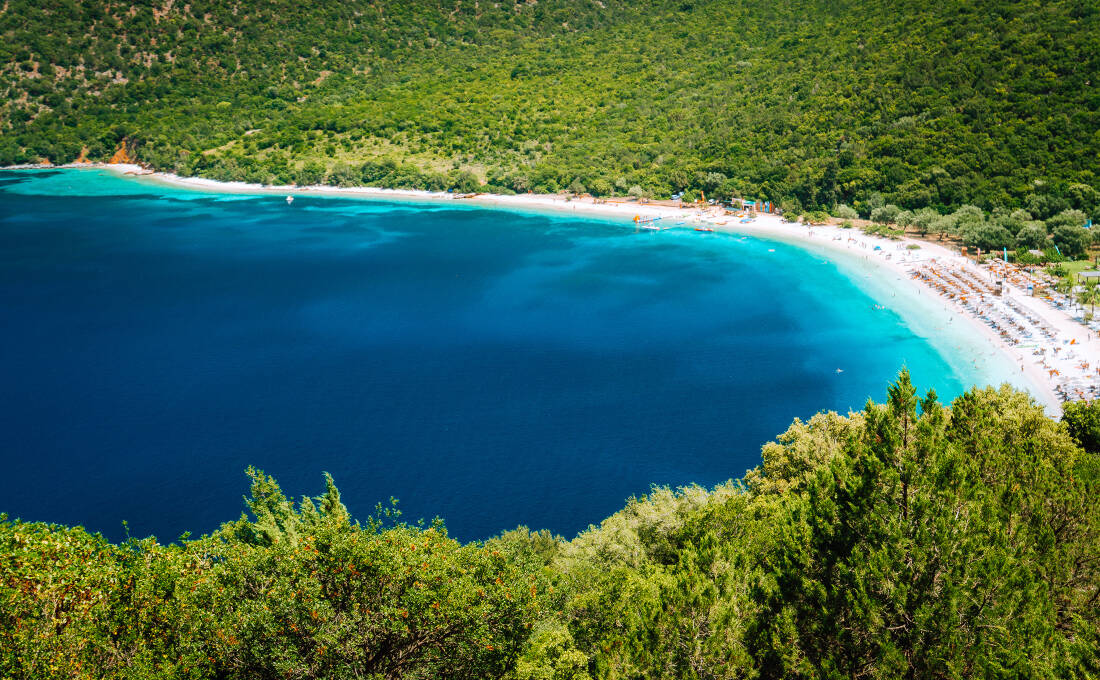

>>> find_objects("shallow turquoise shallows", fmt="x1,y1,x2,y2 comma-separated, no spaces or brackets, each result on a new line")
1,169,981,541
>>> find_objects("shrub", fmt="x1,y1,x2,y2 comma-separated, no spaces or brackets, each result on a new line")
870,203,902,224
1016,221,1049,249
960,222,1013,251
1052,223,1091,258
1063,400,1100,452
1047,209,1088,231
588,178,613,197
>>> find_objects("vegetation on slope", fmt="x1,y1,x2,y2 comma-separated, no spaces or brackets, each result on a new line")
4,371,1099,678
835,196,1100,261
2,0,1099,216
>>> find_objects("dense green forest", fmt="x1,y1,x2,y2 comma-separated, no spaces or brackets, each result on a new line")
4,372,1099,678
2,0,1099,217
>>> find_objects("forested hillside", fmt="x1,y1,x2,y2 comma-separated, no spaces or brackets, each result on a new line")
3,372,1100,678
2,0,1099,214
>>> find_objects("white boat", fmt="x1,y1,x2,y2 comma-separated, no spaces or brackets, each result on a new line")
286,195,294,204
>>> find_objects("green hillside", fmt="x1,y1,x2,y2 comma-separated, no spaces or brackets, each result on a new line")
3,373,1099,678
3,0,1099,215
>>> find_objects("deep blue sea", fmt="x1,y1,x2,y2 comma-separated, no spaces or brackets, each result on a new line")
1,169,976,542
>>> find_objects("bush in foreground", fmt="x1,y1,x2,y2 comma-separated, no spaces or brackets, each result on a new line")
2,371,1098,678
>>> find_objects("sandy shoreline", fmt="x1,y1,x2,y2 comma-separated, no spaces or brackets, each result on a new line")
11,162,1092,414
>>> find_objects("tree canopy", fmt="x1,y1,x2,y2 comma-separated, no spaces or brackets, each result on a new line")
2,0,1099,215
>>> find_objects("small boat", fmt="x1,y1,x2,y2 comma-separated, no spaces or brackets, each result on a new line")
286,195,294,204
694,226,715,232
836,368,844,374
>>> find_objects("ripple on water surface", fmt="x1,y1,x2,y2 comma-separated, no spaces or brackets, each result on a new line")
0,169,973,542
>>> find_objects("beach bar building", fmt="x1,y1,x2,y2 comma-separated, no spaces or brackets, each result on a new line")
727,198,779,214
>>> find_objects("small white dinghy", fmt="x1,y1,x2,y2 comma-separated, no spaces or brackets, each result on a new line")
286,195,294,204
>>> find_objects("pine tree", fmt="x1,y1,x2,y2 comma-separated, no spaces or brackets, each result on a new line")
318,471,349,524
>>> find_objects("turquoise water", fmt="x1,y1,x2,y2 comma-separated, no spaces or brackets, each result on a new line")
1,169,974,541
